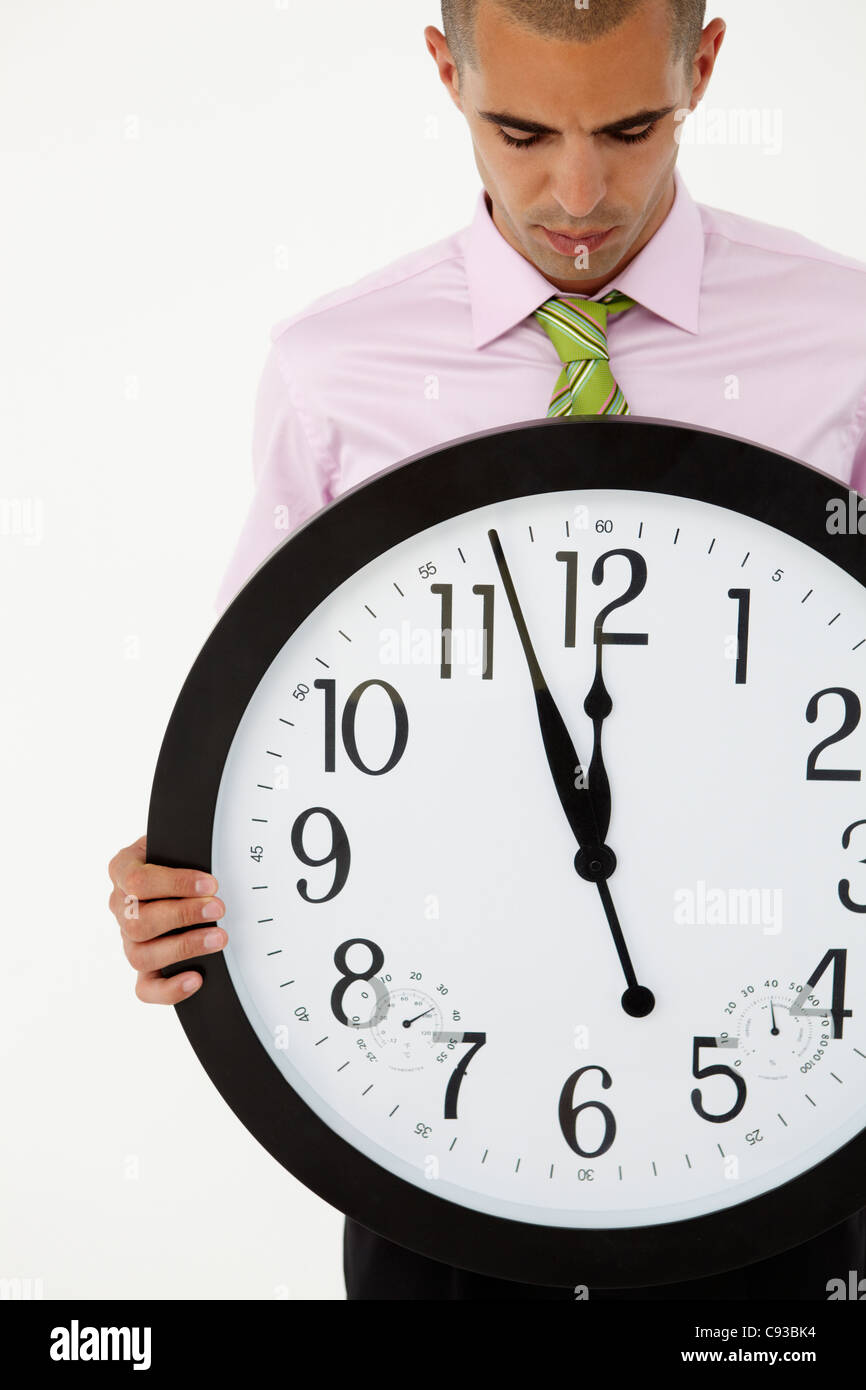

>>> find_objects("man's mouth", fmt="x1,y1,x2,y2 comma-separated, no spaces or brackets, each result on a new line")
540,226,616,255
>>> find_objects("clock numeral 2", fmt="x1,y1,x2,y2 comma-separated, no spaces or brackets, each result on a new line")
806,687,861,781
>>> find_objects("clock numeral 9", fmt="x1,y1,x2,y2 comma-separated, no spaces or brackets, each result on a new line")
314,678,408,775
291,806,350,902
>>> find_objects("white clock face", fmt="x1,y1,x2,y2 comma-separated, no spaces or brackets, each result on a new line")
212,487,866,1229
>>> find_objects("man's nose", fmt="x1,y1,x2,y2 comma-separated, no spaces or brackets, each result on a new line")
550,141,607,220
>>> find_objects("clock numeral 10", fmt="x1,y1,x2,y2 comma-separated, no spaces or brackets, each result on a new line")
314,678,408,774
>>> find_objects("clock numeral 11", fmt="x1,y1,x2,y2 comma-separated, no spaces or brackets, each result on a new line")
430,583,495,679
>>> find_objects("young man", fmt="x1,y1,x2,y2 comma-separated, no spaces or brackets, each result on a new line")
108,0,866,1299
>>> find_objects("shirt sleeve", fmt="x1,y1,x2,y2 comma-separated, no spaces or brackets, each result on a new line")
851,393,866,499
213,335,337,618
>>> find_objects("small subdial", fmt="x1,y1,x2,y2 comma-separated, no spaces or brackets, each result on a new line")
722,987,832,1082
371,988,449,1071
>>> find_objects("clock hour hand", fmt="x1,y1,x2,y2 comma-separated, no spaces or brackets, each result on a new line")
583,644,613,845
487,528,612,876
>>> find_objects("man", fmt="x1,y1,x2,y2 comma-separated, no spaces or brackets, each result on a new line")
108,0,866,1299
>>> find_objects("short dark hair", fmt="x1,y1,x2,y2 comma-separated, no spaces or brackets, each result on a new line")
441,0,707,75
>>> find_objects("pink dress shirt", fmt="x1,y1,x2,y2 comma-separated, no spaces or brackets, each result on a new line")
214,167,866,616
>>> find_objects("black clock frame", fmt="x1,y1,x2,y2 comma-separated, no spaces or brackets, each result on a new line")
147,417,866,1289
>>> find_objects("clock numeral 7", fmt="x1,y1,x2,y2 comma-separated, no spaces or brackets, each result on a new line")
330,939,487,1116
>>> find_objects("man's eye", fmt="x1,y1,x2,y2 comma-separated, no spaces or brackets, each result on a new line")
612,123,656,144
498,129,543,150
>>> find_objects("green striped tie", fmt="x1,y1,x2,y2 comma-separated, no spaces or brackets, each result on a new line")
533,290,637,416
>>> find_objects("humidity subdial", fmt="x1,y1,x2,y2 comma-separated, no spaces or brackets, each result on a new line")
371,988,450,1071
722,987,832,1082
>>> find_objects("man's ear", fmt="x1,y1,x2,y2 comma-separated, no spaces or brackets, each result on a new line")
424,25,464,114
687,17,726,111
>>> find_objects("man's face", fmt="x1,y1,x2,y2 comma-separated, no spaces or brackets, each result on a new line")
430,0,716,292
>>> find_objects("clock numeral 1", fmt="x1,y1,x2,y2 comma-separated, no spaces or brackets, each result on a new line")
728,587,750,684
558,1065,616,1158
314,678,408,775
430,583,495,679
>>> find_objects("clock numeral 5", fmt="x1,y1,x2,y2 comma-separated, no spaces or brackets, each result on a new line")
690,1037,747,1124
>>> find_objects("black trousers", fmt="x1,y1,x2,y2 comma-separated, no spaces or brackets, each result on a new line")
344,1209,866,1300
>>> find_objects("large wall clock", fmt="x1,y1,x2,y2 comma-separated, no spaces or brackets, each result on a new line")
147,418,866,1288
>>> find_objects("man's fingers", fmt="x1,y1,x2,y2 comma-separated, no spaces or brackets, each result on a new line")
108,833,217,905
134,969,203,1005
117,891,225,944
122,923,227,973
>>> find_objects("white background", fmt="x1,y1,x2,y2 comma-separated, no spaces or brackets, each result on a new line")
2,0,864,1300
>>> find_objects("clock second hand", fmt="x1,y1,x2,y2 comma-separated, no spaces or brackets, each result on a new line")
487,529,654,1018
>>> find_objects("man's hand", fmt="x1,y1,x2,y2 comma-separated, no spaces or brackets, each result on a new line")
108,833,226,1004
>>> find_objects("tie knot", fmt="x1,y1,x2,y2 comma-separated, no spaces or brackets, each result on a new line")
533,289,637,364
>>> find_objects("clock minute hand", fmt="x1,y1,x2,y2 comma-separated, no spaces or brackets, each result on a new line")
487,528,610,871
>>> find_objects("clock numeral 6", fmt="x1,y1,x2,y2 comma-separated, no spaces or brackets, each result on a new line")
558,1065,616,1158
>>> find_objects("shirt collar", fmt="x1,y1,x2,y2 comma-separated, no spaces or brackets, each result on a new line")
464,165,704,348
